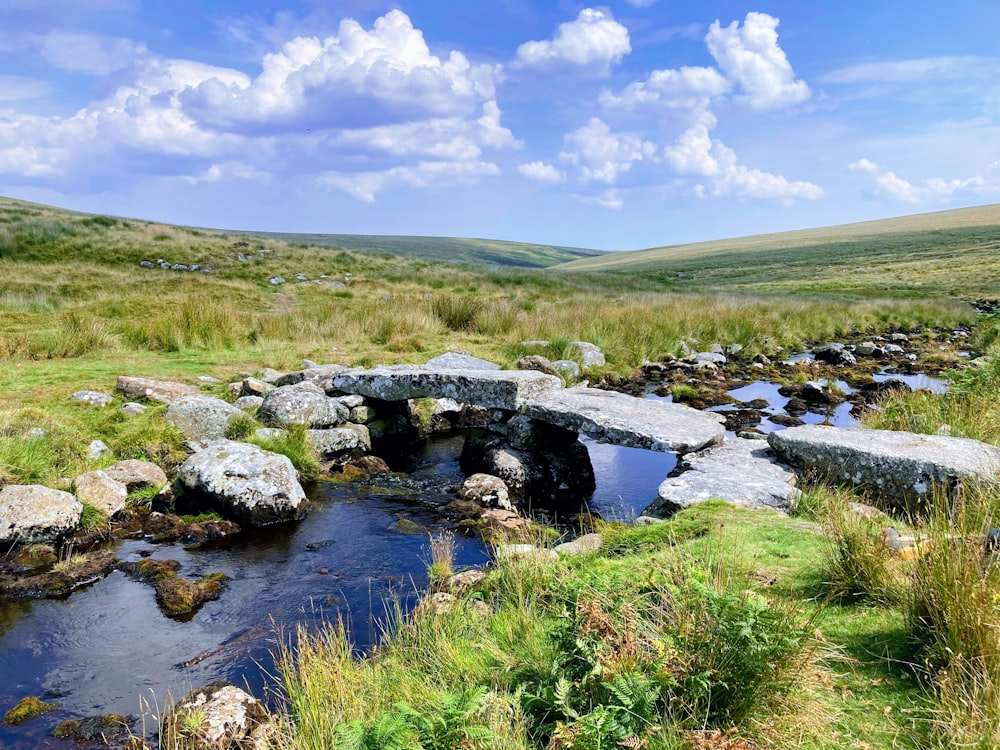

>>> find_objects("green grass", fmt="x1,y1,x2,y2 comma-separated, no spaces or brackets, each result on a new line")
555,203,1000,297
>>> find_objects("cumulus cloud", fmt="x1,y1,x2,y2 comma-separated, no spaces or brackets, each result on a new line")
666,111,823,202
0,10,518,201
849,158,985,203
514,8,630,74
182,10,500,132
559,117,656,184
704,12,810,111
518,161,564,182
600,65,730,111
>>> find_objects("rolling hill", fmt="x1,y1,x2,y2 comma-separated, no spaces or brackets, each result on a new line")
553,203,1000,297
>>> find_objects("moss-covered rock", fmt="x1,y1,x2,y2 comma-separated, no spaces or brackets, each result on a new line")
3,695,55,725
154,572,228,617
53,714,133,743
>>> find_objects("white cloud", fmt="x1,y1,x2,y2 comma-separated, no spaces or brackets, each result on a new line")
559,117,656,184
0,9,517,202
600,65,730,111
822,56,998,84
36,31,147,74
0,75,52,102
573,188,624,209
182,10,501,131
666,111,823,202
518,161,564,182
514,8,630,74
848,158,985,204
320,160,501,203
705,12,810,111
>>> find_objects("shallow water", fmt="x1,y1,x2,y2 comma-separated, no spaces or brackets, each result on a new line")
0,433,672,749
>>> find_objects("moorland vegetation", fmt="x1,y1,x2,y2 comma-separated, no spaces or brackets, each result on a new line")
2,195,1000,749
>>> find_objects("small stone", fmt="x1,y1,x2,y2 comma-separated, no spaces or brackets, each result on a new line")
554,533,603,556
73,470,128,517
458,473,512,510
71,390,114,407
120,402,147,417
268,276,286,285
87,439,112,461
568,341,606,367
234,395,264,412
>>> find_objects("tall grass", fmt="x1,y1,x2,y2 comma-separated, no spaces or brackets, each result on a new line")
906,485,1000,748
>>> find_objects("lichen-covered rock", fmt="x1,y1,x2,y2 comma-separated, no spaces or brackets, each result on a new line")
769,425,1000,511
272,363,351,387
552,360,581,381
308,425,371,456
239,377,273,397
517,354,559,376
259,381,349,428
162,682,269,750
233,395,264,412
176,441,307,526
648,437,800,515
87,439,112,461
70,390,114,407
425,352,501,370
0,485,83,544
332,367,563,411
568,341,606,367
457,473,512,510
116,376,198,404
521,386,724,454
73,470,128,517
166,396,246,449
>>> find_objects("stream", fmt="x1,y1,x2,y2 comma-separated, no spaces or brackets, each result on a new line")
0,367,947,748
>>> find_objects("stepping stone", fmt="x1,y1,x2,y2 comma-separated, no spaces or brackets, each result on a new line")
520,386,724,454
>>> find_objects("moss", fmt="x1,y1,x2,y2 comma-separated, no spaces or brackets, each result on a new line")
53,714,132,742
3,695,55,725
121,558,180,582
154,572,228,616
11,543,57,570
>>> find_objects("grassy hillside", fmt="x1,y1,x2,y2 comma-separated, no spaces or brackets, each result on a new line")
251,231,605,268
555,203,1000,297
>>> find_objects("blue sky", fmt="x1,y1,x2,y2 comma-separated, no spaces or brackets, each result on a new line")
1,0,998,250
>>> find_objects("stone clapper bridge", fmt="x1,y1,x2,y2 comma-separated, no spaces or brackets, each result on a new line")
328,354,803,514
331,353,1000,515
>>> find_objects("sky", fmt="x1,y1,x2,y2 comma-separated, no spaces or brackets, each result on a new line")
1,1,998,251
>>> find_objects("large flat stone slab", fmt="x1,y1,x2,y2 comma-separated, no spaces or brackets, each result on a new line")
768,425,1000,509
520,387,724,454
647,437,800,515
331,367,563,411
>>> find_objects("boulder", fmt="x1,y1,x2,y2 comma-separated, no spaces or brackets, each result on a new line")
0,485,83,544
555,533,604,556
259,382,349,428
105,459,168,493
70,390,114,407
552,360,581,381
813,344,857,367
240,378,273,397
569,341,606,367
648,437,800,515
768,425,1000,511
175,441,308,526
424,353,500,370
233,395,264,412
166,396,246,449
161,682,270,750
457,473,513,510
308,425,371,456
116,376,198,404
272,364,351,387
73,470,128,517
694,352,727,366
517,355,559,376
